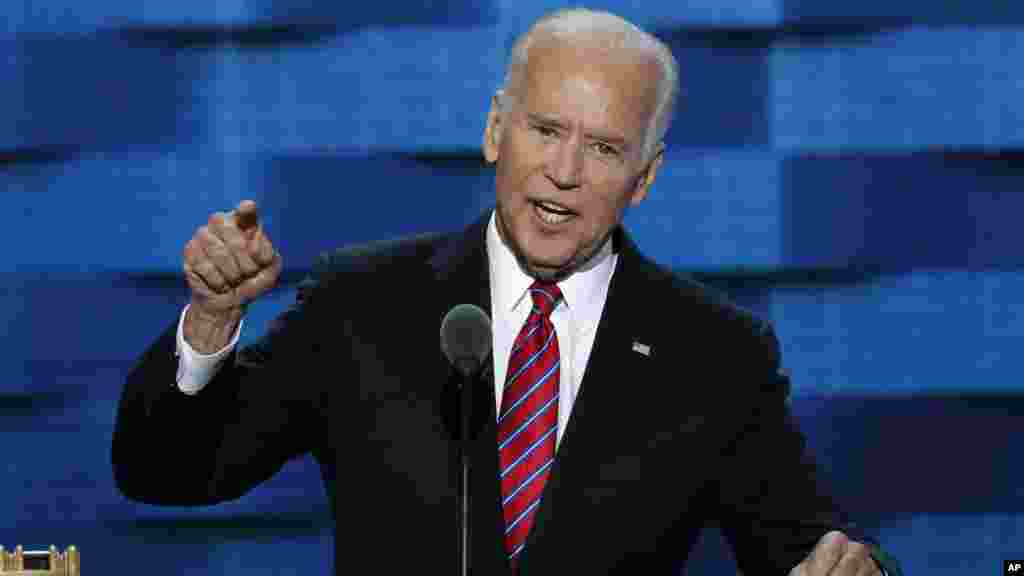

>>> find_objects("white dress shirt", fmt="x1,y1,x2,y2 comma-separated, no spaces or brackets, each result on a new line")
174,304,243,395
486,213,616,446
175,212,618,447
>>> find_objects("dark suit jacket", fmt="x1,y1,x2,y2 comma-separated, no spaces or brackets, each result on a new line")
113,211,864,575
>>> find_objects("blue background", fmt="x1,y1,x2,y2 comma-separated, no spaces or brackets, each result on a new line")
2,0,1022,573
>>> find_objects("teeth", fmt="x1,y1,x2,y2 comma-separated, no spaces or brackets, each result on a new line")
535,202,573,225
537,200,572,215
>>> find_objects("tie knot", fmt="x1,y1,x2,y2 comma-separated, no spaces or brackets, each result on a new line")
528,281,563,318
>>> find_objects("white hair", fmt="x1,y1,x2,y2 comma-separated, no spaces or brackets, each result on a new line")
498,8,679,162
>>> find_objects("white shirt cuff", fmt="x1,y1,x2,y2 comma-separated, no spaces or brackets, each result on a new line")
174,304,243,395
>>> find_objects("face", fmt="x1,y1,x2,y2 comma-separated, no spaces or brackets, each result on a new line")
484,36,664,281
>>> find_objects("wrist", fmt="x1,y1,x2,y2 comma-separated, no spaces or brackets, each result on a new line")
184,304,244,354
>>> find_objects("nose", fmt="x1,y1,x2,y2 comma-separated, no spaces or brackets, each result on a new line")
546,134,583,190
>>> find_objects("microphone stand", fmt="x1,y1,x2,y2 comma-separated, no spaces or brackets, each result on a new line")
454,358,477,576
440,303,491,576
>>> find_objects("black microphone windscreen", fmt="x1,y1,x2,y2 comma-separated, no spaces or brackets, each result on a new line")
440,304,492,375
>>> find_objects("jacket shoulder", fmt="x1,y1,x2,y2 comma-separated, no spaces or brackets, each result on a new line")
315,231,447,275
289,231,449,306
634,255,779,361
632,257,789,399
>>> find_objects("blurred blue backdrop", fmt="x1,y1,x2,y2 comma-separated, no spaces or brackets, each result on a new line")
2,0,1022,574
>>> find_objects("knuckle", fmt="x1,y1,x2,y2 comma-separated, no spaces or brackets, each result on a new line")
205,240,229,261
824,530,848,548
218,244,240,264
836,551,863,571
197,259,217,277
222,253,242,273
197,226,215,245
213,261,236,280
227,235,247,252
231,238,252,258
195,271,217,289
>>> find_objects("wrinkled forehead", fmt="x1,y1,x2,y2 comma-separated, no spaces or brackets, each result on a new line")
518,35,661,140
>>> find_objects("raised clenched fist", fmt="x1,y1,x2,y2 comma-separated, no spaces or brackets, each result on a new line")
182,200,282,352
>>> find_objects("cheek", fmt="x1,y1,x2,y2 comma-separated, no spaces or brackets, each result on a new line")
503,129,536,161
588,177,637,214
508,129,557,170
495,156,528,196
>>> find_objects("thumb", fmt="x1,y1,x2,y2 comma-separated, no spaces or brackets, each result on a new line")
233,200,260,232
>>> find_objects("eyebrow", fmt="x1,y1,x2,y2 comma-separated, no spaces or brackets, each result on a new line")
525,113,631,149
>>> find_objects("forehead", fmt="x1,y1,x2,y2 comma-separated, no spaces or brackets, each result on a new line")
520,36,660,139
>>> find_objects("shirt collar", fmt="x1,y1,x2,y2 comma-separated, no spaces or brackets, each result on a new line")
486,211,616,320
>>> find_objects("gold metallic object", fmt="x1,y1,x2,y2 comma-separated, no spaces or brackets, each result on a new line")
0,546,79,575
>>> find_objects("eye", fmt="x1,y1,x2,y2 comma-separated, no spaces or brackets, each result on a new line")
533,124,558,138
590,141,619,157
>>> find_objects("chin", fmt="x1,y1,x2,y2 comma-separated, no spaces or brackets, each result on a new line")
526,266,569,283
521,255,578,282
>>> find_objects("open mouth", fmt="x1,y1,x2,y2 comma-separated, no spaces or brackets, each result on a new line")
531,199,576,225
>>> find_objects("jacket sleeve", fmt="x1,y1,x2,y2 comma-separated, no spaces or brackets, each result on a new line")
112,264,336,506
714,323,900,574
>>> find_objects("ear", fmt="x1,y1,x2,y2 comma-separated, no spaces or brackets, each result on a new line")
483,93,504,164
629,142,664,206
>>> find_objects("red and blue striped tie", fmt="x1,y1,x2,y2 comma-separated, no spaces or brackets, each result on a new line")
498,281,562,570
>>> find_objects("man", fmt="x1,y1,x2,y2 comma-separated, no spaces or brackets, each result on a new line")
113,8,897,575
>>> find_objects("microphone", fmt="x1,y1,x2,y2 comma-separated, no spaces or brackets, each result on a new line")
440,304,492,377
439,303,491,576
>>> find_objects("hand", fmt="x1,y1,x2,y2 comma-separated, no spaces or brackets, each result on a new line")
788,531,881,576
182,200,282,352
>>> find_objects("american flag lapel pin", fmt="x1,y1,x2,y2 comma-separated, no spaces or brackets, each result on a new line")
632,341,651,356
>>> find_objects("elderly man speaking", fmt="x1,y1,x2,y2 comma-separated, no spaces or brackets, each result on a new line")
113,7,899,576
